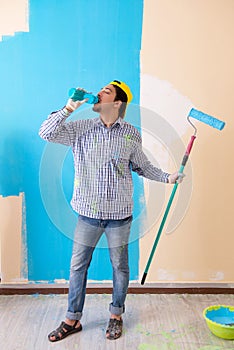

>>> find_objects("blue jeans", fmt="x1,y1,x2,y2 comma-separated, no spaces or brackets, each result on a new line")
66,214,133,321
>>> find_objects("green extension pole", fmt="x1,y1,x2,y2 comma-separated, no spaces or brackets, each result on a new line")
141,109,225,285
141,134,196,285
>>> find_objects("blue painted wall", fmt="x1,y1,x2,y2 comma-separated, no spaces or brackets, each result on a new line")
0,0,144,282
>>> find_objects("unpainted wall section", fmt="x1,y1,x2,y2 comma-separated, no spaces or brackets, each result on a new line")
140,0,234,282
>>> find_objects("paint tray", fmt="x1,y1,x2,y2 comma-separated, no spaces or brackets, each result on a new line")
203,305,234,340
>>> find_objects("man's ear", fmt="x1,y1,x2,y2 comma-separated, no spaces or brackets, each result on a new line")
113,100,122,109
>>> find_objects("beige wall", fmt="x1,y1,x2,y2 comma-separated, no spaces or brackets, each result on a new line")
0,194,23,283
140,0,234,282
0,0,29,41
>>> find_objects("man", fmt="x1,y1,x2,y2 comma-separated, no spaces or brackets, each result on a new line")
39,80,183,342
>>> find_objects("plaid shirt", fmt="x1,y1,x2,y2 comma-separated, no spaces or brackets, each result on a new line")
39,108,170,219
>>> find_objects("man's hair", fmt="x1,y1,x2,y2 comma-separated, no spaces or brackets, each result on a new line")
112,82,128,118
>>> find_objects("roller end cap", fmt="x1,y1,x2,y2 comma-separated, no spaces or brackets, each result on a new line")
141,272,147,285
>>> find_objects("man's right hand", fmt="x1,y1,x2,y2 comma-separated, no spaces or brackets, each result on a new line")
65,97,87,113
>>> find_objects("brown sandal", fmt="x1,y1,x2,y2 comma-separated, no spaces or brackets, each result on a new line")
48,320,82,342
106,318,123,340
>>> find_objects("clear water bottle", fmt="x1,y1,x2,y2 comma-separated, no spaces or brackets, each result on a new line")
68,88,99,104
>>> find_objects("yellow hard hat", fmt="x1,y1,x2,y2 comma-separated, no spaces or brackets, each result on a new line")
109,80,133,103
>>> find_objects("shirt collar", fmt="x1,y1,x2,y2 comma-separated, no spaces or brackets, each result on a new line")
94,116,123,128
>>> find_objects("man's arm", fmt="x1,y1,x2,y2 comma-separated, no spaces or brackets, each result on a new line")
39,107,77,146
130,142,170,183
130,135,184,184
39,96,87,145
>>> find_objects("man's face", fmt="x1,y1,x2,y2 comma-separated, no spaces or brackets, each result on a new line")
92,84,117,113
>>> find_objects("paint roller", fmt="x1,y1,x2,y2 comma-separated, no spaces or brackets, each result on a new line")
188,108,225,130
141,108,226,285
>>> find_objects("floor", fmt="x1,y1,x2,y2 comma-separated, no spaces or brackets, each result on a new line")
0,293,234,350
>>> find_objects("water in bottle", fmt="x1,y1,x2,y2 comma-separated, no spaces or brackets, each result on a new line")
69,88,99,104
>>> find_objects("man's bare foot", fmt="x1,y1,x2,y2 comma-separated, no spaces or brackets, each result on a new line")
65,318,81,327
110,314,121,321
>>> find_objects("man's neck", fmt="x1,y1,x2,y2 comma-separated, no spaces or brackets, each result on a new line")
100,113,119,128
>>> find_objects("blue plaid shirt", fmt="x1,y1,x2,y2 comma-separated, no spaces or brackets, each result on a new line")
39,108,170,219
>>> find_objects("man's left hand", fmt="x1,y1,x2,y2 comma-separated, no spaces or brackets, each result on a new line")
168,172,185,184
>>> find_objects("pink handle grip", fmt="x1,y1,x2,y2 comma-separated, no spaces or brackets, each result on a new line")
186,136,196,155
